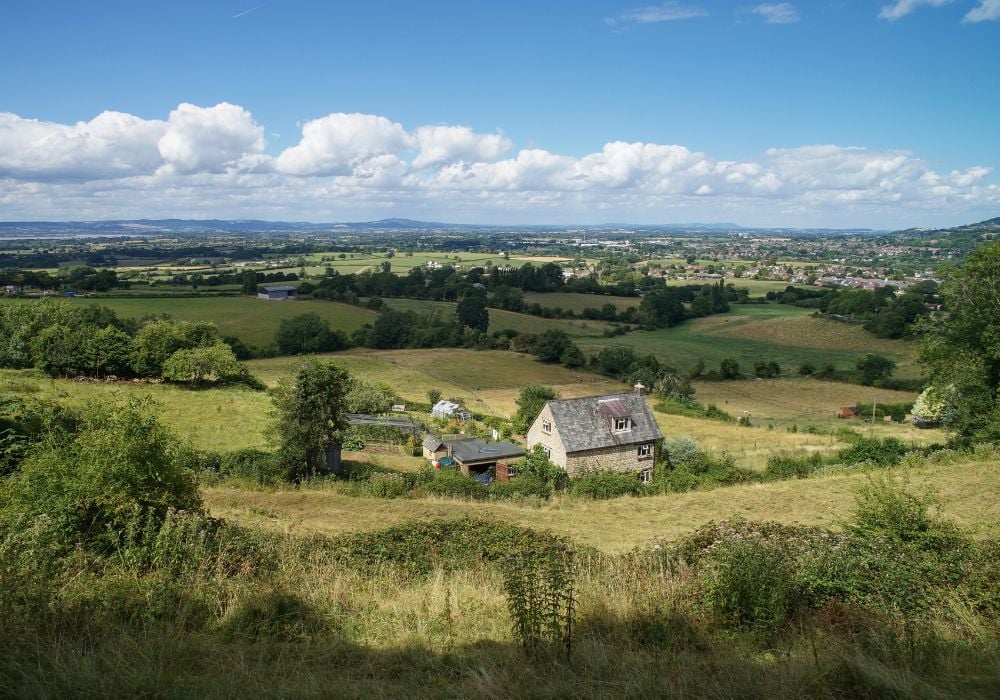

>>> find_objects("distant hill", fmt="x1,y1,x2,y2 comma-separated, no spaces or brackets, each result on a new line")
894,216,1000,252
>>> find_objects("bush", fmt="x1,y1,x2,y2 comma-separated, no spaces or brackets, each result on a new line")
844,477,964,555
570,470,641,499
661,436,701,468
701,535,801,634
489,475,551,501
838,437,908,467
764,453,825,480
0,396,201,553
219,448,284,485
357,472,411,499
418,468,486,499
324,517,566,575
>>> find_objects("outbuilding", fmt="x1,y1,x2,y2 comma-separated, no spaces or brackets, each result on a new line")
257,285,298,301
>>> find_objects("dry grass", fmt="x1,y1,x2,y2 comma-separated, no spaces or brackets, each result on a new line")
247,348,628,416
204,459,1000,553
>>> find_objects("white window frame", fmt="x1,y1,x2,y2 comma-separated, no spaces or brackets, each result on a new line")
541,445,551,458
614,417,630,432
637,443,653,459
506,465,517,478
541,419,552,434
638,468,652,484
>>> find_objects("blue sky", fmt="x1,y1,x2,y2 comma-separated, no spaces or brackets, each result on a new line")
1,0,998,227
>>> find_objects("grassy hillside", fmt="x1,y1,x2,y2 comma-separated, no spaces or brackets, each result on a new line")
522,291,640,312
205,458,999,553
578,304,920,378
375,298,615,336
248,348,627,416
71,296,377,346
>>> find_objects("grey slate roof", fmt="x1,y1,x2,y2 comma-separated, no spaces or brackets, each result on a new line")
546,392,663,453
448,438,525,464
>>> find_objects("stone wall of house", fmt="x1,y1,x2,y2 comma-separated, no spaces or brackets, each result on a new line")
565,442,656,478
526,404,569,469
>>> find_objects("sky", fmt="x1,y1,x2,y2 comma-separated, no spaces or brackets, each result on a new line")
0,0,998,228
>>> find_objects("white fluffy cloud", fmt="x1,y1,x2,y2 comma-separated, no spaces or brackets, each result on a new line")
275,112,410,176
752,3,800,24
879,0,954,21
412,125,512,169
964,0,1000,22
0,111,165,180
157,102,266,174
0,102,997,227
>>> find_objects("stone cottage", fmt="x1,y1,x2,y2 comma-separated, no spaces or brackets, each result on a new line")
526,391,663,482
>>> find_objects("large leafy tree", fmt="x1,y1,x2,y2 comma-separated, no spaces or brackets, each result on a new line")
512,384,557,434
271,360,351,479
456,287,489,332
274,312,347,355
919,240,1000,443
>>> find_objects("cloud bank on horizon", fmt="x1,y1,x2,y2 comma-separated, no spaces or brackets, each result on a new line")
0,102,997,228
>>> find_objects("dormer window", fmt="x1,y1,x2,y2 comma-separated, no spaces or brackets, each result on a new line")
614,417,630,432
542,419,552,434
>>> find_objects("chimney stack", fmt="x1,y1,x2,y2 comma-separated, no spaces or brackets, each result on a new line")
634,382,646,396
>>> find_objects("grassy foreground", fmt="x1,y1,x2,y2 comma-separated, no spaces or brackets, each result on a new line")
205,458,1000,552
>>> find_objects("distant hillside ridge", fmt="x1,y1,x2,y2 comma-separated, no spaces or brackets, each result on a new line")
894,216,1000,252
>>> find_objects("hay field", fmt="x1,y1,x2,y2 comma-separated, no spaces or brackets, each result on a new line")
692,377,920,423
247,348,627,416
203,459,1000,552
71,297,376,346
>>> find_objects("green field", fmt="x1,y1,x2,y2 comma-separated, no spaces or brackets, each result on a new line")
68,297,377,346
374,298,615,336
522,291,640,312
578,304,919,378
0,370,271,452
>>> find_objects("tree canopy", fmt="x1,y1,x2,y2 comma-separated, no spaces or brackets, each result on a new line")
919,240,1000,442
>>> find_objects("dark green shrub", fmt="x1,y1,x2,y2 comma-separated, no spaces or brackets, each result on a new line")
843,477,965,555
324,517,566,575
420,469,487,499
764,453,825,480
219,448,283,485
0,396,201,552
489,475,551,501
356,472,411,498
570,470,641,499
839,437,907,466
702,535,801,634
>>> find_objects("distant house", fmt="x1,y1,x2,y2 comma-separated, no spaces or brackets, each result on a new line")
431,399,470,421
527,390,663,482
257,285,298,301
837,406,858,419
422,435,524,481
2,285,19,295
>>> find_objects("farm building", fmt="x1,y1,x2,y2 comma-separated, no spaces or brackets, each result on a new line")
422,435,524,481
431,399,470,420
257,285,298,301
527,390,662,481
837,406,858,419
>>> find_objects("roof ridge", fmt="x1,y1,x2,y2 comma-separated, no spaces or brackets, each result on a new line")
548,391,635,405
